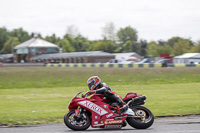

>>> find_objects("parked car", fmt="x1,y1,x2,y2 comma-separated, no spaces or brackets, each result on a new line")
137,58,151,64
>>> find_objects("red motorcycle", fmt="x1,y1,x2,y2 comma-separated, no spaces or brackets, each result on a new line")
64,91,154,131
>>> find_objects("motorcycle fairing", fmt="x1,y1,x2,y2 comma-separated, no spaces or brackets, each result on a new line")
67,93,130,128
89,101,128,128
92,112,127,128
73,99,127,128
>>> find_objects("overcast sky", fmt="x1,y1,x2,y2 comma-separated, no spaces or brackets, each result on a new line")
0,0,200,41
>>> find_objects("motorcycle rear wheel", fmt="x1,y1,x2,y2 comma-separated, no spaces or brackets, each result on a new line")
64,110,91,131
126,105,154,129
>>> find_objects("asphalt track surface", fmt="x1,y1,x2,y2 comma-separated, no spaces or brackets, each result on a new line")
0,116,200,133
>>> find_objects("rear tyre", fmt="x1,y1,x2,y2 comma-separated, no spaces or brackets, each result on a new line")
126,106,154,129
64,110,91,131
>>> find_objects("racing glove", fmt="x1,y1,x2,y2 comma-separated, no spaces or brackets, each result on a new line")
86,91,96,96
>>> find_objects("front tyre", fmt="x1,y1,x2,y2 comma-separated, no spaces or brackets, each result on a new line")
64,110,91,131
126,106,154,129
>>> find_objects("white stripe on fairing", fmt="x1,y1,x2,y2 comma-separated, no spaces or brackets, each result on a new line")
78,101,108,116
93,124,104,126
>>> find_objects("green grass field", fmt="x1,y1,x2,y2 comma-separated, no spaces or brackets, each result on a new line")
0,67,200,125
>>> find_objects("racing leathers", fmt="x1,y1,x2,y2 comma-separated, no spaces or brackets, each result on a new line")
87,83,128,114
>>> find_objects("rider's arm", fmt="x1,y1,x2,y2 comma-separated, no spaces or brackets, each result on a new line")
96,86,109,94
86,86,109,96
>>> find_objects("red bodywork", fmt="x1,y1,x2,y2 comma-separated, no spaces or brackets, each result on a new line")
68,92,142,128
160,54,173,63
123,92,141,101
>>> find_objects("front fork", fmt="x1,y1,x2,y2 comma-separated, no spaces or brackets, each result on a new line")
75,108,82,117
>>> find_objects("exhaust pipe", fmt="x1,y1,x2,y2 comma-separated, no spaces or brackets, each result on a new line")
133,95,146,102
124,96,147,117
127,95,147,106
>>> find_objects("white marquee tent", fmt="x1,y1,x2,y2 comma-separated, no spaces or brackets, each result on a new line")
113,52,142,61
174,53,200,64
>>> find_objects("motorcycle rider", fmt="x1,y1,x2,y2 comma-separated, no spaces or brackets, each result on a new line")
86,76,128,114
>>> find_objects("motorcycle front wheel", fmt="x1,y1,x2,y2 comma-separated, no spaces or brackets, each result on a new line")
64,110,91,131
126,105,154,129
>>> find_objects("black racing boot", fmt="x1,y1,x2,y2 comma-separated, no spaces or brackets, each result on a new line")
120,104,128,114
122,120,127,127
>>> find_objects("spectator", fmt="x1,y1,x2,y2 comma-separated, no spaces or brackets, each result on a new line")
21,60,24,63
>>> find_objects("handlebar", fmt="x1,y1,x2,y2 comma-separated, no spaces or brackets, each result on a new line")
82,94,88,98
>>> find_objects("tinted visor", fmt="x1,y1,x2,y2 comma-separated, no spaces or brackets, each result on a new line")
88,80,95,90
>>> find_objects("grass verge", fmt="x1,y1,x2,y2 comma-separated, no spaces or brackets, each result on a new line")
0,83,199,125
0,67,200,125
1,67,200,89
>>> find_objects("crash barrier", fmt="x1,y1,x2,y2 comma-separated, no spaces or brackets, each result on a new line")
45,63,200,68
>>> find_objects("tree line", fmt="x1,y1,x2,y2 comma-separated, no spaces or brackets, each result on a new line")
0,23,200,57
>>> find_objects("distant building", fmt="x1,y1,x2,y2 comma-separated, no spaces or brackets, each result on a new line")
113,52,142,61
14,36,59,62
174,53,200,64
30,51,115,63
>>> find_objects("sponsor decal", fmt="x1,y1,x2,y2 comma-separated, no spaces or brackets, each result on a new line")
105,125,122,129
127,93,135,97
78,101,108,115
93,121,105,127
94,121,98,125
104,120,122,125
106,113,113,118
105,119,114,121
93,124,104,127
